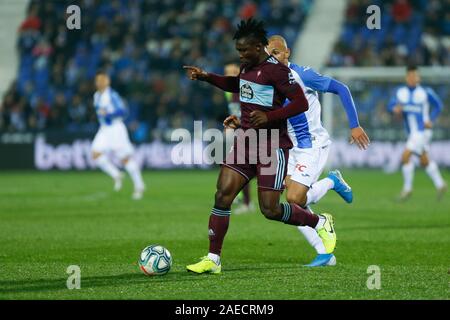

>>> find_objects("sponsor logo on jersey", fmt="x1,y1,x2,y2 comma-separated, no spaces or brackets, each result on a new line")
295,164,307,172
240,83,254,100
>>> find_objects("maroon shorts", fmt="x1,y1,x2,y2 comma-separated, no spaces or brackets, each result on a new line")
222,140,288,191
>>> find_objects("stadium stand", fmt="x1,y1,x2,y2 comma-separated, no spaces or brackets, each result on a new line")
327,0,450,67
0,0,313,141
325,0,449,140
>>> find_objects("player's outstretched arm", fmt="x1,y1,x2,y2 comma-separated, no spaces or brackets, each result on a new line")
183,66,239,93
326,79,370,150
183,66,209,81
326,79,360,128
426,87,444,124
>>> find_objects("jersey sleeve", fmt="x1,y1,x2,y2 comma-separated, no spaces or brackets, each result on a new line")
387,88,399,112
297,66,332,92
265,64,308,122
426,87,444,122
327,79,360,128
110,90,127,117
269,63,303,98
93,93,99,108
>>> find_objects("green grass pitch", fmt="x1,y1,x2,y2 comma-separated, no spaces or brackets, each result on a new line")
0,169,448,299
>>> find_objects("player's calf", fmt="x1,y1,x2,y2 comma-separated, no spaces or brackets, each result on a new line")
258,198,319,229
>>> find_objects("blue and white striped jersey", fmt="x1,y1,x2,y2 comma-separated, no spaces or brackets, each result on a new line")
93,87,127,126
286,63,331,148
388,85,443,134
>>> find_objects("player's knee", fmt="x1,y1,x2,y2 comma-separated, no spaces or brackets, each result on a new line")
401,151,411,164
286,191,307,207
420,158,429,167
92,152,102,160
214,189,234,208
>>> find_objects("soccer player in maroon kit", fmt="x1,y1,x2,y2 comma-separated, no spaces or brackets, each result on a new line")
183,19,336,274
224,62,254,214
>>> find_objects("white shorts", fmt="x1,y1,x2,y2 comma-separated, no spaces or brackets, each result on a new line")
406,132,426,155
287,145,330,188
91,121,134,159
423,129,432,153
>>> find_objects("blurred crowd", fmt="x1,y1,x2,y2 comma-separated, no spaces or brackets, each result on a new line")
326,0,450,140
0,0,312,140
327,0,450,67
1,0,448,141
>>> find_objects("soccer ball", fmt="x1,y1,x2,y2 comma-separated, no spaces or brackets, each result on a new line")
138,245,172,276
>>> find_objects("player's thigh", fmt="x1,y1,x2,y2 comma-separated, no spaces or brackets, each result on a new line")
256,148,288,217
218,137,257,206
405,133,425,162
215,165,249,207
424,129,433,146
112,123,135,160
288,147,321,189
91,127,109,155
402,148,413,163
257,148,288,192
316,145,330,177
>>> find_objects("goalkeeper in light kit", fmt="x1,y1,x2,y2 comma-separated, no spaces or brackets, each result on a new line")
91,71,145,200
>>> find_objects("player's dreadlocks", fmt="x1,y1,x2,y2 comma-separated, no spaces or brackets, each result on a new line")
233,18,268,46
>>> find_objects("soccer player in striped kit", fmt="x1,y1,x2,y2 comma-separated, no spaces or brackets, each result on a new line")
92,71,145,200
264,35,370,266
388,65,446,201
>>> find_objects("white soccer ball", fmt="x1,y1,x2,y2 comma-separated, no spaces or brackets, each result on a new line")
138,245,172,276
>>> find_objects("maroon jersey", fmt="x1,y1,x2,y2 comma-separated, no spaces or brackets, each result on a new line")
238,56,302,149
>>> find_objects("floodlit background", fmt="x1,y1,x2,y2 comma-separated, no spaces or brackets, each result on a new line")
0,0,448,300
0,0,448,170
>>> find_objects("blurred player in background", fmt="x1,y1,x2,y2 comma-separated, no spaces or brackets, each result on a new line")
388,65,446,201
92,71,145,200
224,62,254,214
265,35,369,266
183,18,336,274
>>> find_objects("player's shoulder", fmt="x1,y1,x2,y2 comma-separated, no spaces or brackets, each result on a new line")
422,85,436,95
289,63,309,72
109,87,119,96
290,64,329,82
263,56,286,68
395,85,408,94
262,56,291,75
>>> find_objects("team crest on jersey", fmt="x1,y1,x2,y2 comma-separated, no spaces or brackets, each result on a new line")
240,83,254,100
